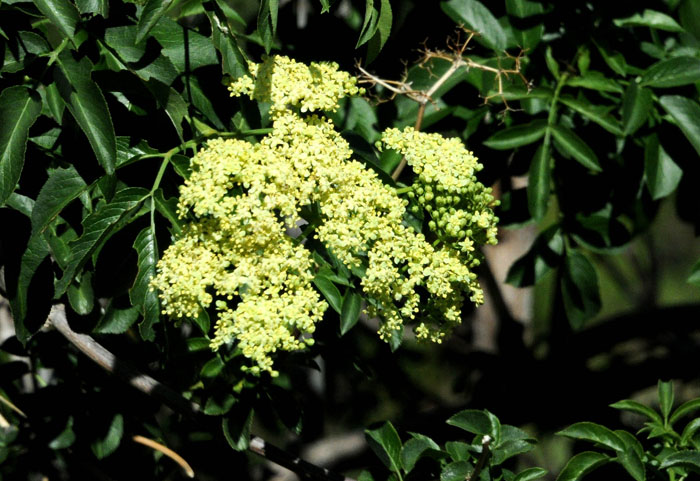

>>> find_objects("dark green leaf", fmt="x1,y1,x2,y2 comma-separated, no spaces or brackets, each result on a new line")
566,71,623,93
130,225,160,341
615,435,645,481
445,441,471,461
340,289,362,335
441,461,473,481
680,0,700,39
208,11,248,78
514,467,548,481
660,451,700,473
555,452,611,481
150,17,219,72
401,436,441,472
49,416,76,450
441,0,507,50
366,422,402,473
313,274,343,313
356,0,379,48
365,0,392,63
505,0,543,18
75,0,108,17
493,439,534,465
689,259,700,287
103,26,179,85
45,82,65,122
54,51,116,175
204,393,236,416
135,0,173,44
681,418,700,447
644,134,682,200
595,44,628,77
10,233,51,343
187,337,210,352
557,422,625,452
527,144,550,220
91,414,123,459
93,302,139,334
658,380,674,422
145,82,187,141
201,357,224,378
484,120,547,150
545,46,560,79
31,167,87,238
0,86,42,205
506,225,563,286
641,57,700,88
153,189,182,234
671,399,700,426
560,250,601,329
614,9,683,32
55,187,148,296
222,406,254,451
551,125,601,171
447,409,499,439
32,0,79,41
67,271,94,315
622,83,652,136
610,399,663,425
257,0,279,54
659,95,700,156
559,96,624,136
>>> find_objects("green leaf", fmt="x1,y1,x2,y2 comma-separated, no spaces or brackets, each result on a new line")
514,467,548,481
200,357,224,378
103,26,179,85
340,289,362,335
54,51,116,175
680,418,700,447
130,225,160,342
55,187,148,296
659,451,700,473
149,17,219,72
0,86,42,205
366,422,402,474
505,0,543,18
644,134,682,200
91,414,123,459
680,0,700,39
560,250,601,329
640,57,700,88
615,434,645,481
545,46,560,79
671,399,700,426
622,83,652,136
689,259,700,287
555,452,611,481
445,441,471,461
30,167,87,238
441,0,507,50
222,406,254,451
75,0,109,17
208,11,249,79
492,439,534,465
610,399,663,425
447,409,499,439
204,393,236,416
135,0,173,44
319,0,332,13
557,422,625,452
559,96,624,136
659,95,700,157
365,0,392,63
527,144,550,220
614,9,684,32
506,226,563,287
10,233,51,343
67,271,94,315
313,274,343,313
93,302,139,334
32,0,80,41
658,380,674,422
356,0,379,48
566,71,623,93
551,125,601,172
153,189,182,234
483,120,547,150
257,0,279,54
49,416,76,450
595,44,628,77
45,82,65,122
441,460,473,481
401,436,441,472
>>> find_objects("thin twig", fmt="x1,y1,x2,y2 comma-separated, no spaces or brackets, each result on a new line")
133,435,195,478
47,304,356,481
469,435,491,480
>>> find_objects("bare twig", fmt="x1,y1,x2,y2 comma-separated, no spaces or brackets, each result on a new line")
47,304,356,481
469,435,491,481
358,29,529,180
133,435,195,478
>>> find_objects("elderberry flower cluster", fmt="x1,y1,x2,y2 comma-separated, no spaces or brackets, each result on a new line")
153,55,498,375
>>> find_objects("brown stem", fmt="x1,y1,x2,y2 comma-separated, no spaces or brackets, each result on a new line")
47,304,356,481
469,435,491,481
